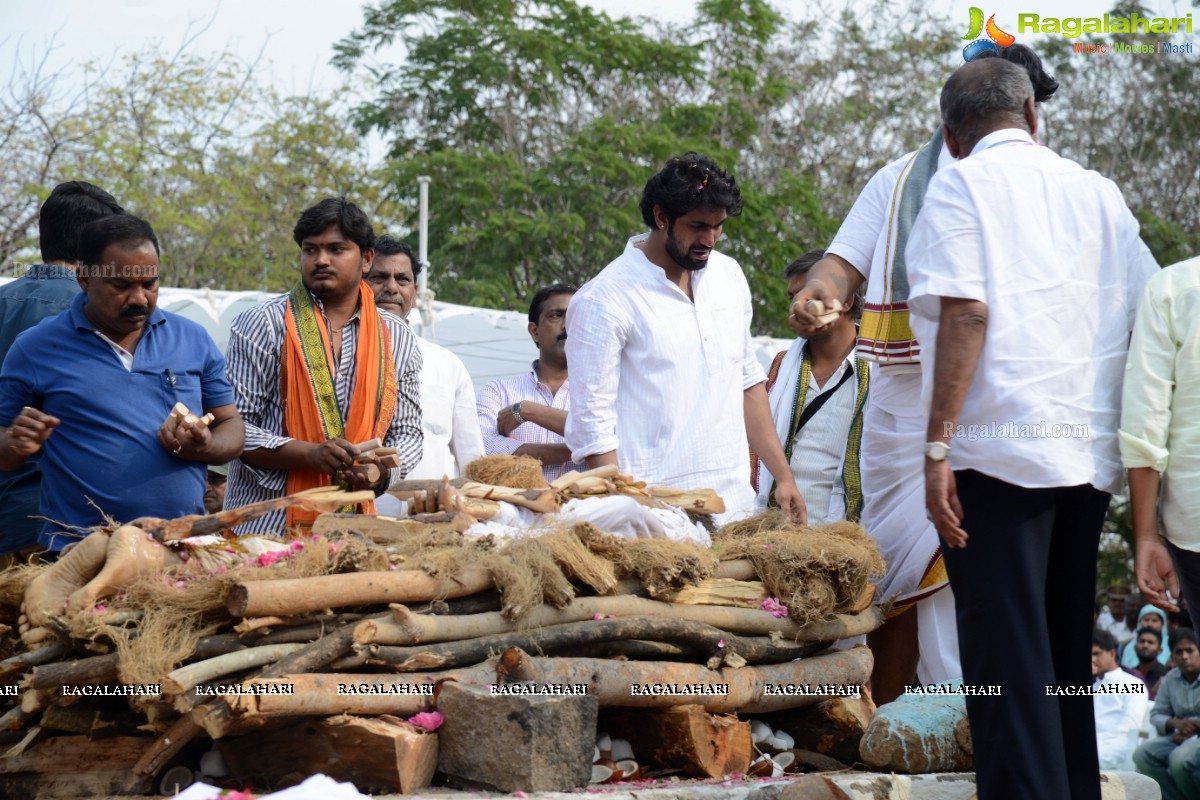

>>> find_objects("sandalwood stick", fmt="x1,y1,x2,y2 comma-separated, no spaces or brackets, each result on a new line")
227,567,493,617
367,617,825,672
29,653,120,690
161,643,308,697
505,645,874,712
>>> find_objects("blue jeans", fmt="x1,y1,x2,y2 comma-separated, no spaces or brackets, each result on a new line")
1133,735,1200,800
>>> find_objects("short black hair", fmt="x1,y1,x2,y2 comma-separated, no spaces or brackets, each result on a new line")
997,44,1059,103
374,235,423,279
39,181,125,264
784,250,826,281
1137,626,1162,646
639,153,743,229
77,215,159,275
528,283,576,324
1092,628,1118,655
1173,627,1198,651
293,198,374,254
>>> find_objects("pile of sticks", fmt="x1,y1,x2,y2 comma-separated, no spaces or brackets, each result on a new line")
0,482,882,796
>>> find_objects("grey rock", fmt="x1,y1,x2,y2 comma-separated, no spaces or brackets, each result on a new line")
436,680,598,792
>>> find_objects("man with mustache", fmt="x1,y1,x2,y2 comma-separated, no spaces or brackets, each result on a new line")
477,284,582,483
367,235,483,479
564,153,804,524
0,181,125,563
0,214,244,551
224,198,423,532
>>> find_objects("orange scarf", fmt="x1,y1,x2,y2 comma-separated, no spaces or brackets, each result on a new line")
281,282,397,529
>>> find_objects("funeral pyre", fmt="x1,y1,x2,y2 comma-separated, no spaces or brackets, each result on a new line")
0,457,885,797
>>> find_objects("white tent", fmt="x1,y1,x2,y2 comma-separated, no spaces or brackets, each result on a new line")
0,279,792,390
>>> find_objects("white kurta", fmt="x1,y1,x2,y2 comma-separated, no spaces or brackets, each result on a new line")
408,337,485,480
565,234,765,521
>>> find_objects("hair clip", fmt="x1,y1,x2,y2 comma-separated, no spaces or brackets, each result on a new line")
697,175,709,191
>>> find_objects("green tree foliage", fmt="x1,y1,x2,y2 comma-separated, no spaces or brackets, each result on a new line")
0,47,388,290
337,0,962,334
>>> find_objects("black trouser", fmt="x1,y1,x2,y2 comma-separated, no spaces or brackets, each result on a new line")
1167,539,1200,629
942,470,1109,800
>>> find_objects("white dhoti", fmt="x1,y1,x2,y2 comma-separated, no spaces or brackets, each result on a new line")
861,367,960,683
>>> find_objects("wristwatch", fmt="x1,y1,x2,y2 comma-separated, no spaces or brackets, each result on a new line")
923,441,952,462
511,402,524,423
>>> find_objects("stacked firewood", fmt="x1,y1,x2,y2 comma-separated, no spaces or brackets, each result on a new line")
0,468,884,797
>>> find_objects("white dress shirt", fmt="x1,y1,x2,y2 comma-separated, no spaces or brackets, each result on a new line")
476,363,582,483
1093,666,1149,769
906,129,1159,495
409,337,485,480
565,234,766,520
1120,256,1200,551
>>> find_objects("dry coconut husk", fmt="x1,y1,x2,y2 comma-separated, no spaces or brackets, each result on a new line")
0,561,46,609
463,454,549,489
488,538,576,622
540,526,619,595
718,516,885,627
573,524,718,597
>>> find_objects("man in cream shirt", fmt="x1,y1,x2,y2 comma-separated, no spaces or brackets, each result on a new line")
367,236,484,480
1122,255,1200,620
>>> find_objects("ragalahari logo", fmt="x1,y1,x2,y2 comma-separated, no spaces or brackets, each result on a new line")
962,7,1016,60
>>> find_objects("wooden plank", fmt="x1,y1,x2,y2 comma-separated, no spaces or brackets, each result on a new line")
221,714,436,794
0,734,153,799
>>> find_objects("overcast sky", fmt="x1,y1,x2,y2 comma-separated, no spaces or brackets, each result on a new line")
5,0,1176,98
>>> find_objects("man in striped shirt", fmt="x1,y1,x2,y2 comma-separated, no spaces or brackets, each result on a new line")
224,198,423,533
476,284,583,483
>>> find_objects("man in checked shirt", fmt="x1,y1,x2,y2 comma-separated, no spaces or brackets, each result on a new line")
224,198,423,533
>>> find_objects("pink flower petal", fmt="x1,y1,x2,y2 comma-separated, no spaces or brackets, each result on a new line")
407,710,445,731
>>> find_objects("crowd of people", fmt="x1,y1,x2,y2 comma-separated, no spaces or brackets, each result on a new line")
0,43,1197,800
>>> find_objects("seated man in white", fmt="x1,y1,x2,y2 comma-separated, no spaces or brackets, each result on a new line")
1093,627,1149,769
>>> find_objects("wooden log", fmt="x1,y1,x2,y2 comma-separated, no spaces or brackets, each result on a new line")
29,653,119,690
257,623,362,679
161,643,308,697
0,735,153,797
366,617,825,672
502,645,874,713
607,704,751,779
565,640,693,660
227,567,493,617
761,694,876,765
200,662,496,729
312,511,475,540
359,599,882,646
0,704,36,732
0,644,69,683
129,714,203,779
220,714,437,794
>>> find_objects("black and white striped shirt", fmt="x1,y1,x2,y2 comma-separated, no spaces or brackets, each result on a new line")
224,292,422,533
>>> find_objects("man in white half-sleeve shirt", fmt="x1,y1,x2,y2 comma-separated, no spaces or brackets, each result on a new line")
367,235,484,480
906,58,1159,800
564,152,804,524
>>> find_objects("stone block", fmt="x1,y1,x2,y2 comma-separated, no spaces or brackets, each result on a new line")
437,680,598,792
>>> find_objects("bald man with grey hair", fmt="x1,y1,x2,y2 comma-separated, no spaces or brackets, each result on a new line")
905,56,1159,800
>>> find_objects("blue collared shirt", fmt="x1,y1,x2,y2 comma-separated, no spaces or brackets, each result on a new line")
0,292,235,550
0,264,81,552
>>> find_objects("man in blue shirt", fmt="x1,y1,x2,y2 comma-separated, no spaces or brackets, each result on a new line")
0,215,245,551
0,182,125,561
